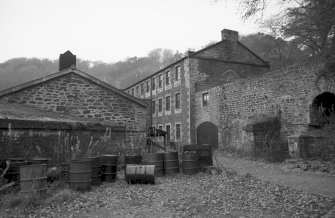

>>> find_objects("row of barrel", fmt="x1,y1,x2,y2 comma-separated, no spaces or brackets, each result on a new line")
3,145,212,193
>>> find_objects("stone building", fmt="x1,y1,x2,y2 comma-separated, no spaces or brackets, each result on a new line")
124,29,269,149
0,102,125,162
0,51,149,158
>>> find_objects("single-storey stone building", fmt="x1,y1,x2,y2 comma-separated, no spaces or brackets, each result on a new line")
0,51,150,159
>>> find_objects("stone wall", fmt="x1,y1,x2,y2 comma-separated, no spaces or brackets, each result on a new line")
194,63,335,156
0,73,148,133
190,57,269,148
150,59,191,146
193,41,267,66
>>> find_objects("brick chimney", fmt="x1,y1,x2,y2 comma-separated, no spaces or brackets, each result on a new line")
59,50,76,71
221,29,239,41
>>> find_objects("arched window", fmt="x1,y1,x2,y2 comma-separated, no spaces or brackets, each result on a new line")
310,92,335,127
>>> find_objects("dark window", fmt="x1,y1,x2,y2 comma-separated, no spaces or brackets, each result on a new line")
166,71,171,86
152,77,156,90
202,93,209,106
152,100,155,114
166,96,171,111
141,83,144,94
146,80,150,93
175,66,181,81
131,88,134,96
159,98,163,113
166,125,171,141
176,123,181,140
175,93,181,110
159,74,163,88
158,125,163,130
136,86,139,95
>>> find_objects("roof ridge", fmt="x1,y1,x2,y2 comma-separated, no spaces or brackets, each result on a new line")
0,68,148,108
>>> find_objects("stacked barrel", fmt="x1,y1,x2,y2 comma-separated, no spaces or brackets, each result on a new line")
69,159,92,192
85,156,102,186
101,155,118,182
163,152,179,175
146,153,164,176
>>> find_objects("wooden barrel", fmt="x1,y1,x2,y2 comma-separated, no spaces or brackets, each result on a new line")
85,156,102,186
198,144,213,167
20,164,47,195
61,163,70,183
146,153,164,176
101,155,118,182
183,144,213,167
125,165,155,184
69,159,92,192
163,152,179,175
124,155,142,165
5,158,27,183
30,158,49,166
182,151,199,175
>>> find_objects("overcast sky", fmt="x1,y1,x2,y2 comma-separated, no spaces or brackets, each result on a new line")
0,0,283,63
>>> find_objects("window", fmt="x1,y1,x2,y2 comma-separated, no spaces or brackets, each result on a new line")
202,93,209,106
165,96,170,111
152,100,156,114
175,65,181,81
175,123,181,141
158,98,163,113
158,74,163,88
152,77,156,90
141,83,144,94
131,88,134,96
158,125,163,130
175,93,181,110
165,70,171,86
165,124,171,142
136,86,139,96
146,80,150,93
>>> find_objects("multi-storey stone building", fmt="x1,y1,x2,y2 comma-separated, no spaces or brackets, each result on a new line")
124,29,269,149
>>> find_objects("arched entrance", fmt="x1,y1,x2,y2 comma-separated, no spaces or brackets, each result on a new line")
197,121,218,150
310,92,335,127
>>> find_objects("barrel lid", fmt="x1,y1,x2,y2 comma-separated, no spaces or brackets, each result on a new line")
20,164,47,168
70,159,91,163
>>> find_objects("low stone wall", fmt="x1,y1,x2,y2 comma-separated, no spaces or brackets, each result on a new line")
288,135,335,160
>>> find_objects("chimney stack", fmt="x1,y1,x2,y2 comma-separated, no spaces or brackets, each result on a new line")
221,29,239,41
59,50,76,71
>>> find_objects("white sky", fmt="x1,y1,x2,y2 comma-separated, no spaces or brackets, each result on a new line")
0,0,284,63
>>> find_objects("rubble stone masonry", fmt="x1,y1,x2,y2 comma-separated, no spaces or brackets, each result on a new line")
0,73,147,132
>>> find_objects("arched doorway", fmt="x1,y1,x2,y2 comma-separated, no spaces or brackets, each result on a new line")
310,92,335,127
197,121,218,150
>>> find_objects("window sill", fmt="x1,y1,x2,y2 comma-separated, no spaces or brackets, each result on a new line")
165,85,172,91
175,109,181,114
174,81,181,87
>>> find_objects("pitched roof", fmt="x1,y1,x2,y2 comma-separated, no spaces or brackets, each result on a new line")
0,67,148,108
123,39,269,90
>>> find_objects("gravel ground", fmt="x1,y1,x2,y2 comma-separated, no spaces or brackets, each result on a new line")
1,169,334,218
214,152,335,198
